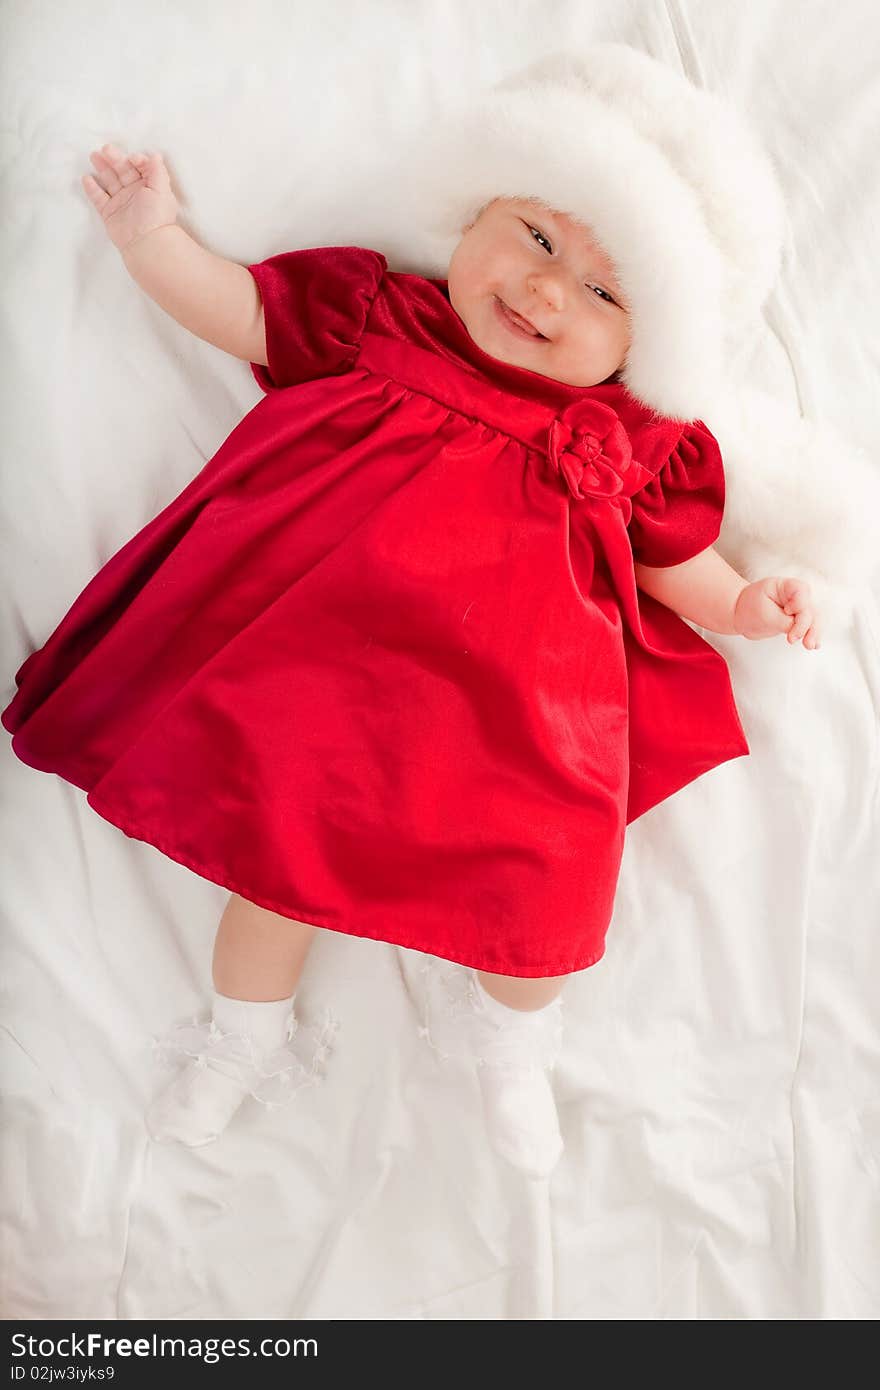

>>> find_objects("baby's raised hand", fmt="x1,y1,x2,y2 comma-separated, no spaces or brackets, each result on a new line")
734,577,821,650
81,143,180,254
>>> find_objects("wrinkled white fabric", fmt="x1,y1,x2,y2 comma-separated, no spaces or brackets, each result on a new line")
1,0,878,1321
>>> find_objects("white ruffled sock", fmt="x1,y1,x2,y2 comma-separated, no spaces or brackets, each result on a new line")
146,991,296,1148
211,992,295,1053
471,974,565,1180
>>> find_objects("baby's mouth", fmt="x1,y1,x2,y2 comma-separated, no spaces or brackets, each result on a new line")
494,296,548,340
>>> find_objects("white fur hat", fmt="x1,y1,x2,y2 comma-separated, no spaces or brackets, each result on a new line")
398,42,788,423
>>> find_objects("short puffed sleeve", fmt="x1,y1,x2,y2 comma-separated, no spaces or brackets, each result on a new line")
627,419,726,567
246,245,387,391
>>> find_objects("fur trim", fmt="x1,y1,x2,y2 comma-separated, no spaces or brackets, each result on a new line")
708,386,880,630
391,43,788,422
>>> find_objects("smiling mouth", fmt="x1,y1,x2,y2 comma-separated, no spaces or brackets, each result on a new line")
494,297,548,340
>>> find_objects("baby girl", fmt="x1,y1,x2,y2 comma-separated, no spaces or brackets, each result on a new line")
4,55,820,1181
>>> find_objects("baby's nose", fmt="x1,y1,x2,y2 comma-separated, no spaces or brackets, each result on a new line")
528,272,564,309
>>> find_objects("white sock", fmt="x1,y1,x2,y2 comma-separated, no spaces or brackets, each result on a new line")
470,973,564,1179
211,991,295,1052
146,990,296,1148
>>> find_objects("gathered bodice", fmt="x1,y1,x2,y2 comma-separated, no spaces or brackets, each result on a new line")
355,330,657,509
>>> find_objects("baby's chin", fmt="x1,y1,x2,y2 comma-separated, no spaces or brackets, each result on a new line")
455,296,623,387
481,337,619,388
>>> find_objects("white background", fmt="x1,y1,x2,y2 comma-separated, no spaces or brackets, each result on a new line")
1,0,878,1318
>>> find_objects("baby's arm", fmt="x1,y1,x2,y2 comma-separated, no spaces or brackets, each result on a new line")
82,143,267,366
123,226,267,366
635,547,821,649
634,547,747,634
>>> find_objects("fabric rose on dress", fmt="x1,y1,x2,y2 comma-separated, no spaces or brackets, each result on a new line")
548,398,635,502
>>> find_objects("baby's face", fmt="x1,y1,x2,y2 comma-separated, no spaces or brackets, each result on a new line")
447,197,631,388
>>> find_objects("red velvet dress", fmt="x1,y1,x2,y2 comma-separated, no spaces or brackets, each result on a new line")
1,246,749,977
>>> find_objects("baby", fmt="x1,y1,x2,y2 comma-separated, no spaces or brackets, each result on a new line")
47,141,818,1176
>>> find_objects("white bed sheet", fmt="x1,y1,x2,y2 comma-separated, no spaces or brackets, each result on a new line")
1,0,878,1320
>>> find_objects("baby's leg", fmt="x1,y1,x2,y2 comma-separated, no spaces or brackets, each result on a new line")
212,892,318,1000
475,968,564,1011
147,894,321,1147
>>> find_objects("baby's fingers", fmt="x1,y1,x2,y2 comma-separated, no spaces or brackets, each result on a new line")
87,143,143,196
788,611,821,649
130,150,172,191
786,607,814,644
81,170,111,211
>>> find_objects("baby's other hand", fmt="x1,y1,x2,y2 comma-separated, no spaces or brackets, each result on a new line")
81,143,180,254
734,577,821,649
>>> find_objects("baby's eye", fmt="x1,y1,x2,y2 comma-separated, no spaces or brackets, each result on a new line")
528,224,552,253
589,285,616,304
